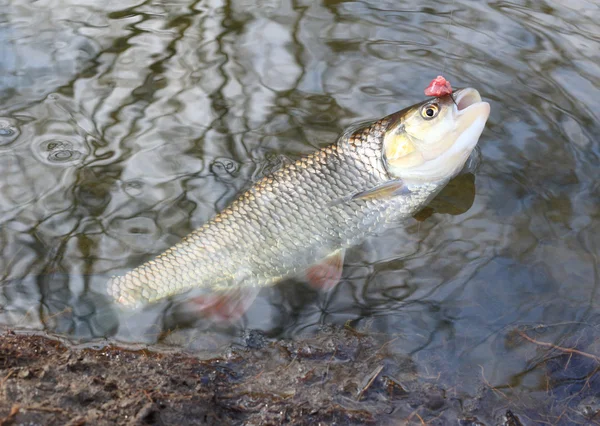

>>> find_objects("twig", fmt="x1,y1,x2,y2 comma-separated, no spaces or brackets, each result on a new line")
45,307,73,321
0,370,14,388
405,407,426,425
282,354,298,372
20,406,67,414
344,320,367,336
65,417,87,426
516,330,600,363
479,365,508,399
582,365,600,392
322,349,337,386
365,336,400,362
357,364,383,401
0,404,19,426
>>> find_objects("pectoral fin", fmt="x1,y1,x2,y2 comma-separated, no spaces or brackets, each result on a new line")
306,249,345,291
351,180,409,201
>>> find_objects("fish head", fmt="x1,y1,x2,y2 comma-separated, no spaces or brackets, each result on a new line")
383,88,490,183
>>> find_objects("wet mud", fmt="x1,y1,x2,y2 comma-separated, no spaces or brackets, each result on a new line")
2,324,598,425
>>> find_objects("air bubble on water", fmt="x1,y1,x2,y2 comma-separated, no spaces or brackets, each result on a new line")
0,118,20,146
48,149,82,163
123,180,144,197
44,140,73,151
35,139,85,165
210,157,240,178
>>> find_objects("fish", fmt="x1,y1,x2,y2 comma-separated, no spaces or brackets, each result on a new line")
108,88,490,318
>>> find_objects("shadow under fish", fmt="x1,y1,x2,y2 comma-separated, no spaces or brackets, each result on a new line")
413,172,476,221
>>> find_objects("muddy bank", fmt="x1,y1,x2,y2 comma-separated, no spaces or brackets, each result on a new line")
0,325,593,425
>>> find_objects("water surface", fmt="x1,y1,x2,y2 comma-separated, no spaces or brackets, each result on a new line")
1,0,599,420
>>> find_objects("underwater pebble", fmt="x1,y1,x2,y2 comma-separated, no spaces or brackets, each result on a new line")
577,395,600,417
243,329,268,349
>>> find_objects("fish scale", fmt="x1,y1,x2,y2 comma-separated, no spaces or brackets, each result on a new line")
109,114,445,306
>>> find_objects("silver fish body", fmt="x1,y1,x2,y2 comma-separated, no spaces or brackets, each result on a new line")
108,89,490,306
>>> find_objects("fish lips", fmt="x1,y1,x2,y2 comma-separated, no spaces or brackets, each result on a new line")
454,88,491,122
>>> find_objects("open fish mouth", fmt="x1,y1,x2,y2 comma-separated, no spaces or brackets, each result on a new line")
455,88,489,116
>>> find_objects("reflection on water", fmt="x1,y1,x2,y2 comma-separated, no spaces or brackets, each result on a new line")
0,0,599,417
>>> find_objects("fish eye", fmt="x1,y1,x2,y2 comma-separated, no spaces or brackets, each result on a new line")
420,103,439,120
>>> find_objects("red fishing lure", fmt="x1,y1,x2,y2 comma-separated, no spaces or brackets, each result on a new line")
424,75,453,97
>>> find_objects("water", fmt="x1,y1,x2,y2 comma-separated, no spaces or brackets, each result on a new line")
0,0,599,414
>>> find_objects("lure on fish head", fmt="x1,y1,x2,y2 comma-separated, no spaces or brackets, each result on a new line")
383,88,490,184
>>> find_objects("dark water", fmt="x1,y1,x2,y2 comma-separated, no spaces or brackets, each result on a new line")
1,0,599,416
